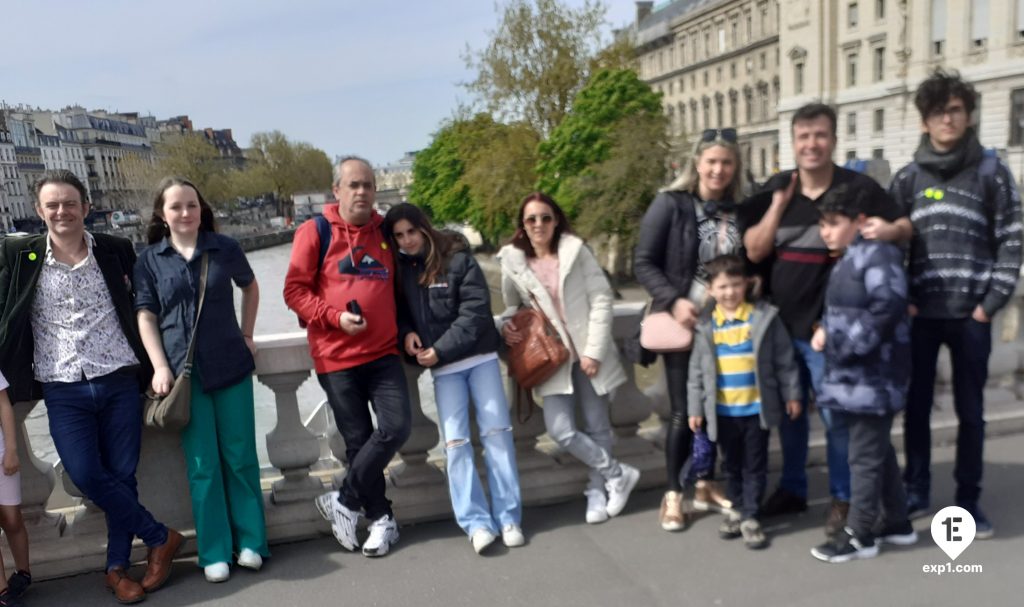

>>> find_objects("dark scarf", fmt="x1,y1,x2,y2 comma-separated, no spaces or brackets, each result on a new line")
913,128,984,179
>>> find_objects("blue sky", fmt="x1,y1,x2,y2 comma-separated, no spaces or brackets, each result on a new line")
1,1,637,166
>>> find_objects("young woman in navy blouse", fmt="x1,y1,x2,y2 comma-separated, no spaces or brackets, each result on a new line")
134,177,268,583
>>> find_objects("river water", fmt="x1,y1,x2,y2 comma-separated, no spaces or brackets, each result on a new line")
26,241,426,466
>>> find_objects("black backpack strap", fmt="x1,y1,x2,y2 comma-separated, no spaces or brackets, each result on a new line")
314,215,331,271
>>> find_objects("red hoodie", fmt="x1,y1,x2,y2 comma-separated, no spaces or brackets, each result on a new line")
284,204,398,373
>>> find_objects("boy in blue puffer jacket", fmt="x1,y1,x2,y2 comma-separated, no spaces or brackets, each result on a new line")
810,186,919,563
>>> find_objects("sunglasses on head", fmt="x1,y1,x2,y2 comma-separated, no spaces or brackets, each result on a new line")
524,214,554,226
701,128,738,143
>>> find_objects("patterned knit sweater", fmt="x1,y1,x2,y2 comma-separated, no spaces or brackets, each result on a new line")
888,134,1023,319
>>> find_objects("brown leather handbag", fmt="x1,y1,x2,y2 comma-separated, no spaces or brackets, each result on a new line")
507,294,570,390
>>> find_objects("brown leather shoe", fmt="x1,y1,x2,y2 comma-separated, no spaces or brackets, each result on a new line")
105,568,145,604
141,528,183,593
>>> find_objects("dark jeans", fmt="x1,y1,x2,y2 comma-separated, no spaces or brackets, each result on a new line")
317,355,412,520
43,371,168,571
843,411,908,538
717,414,768,520
663,350,694,491
904,317,990,505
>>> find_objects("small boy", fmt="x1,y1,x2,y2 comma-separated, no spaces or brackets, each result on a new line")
810,187,919,563
688,254,802,549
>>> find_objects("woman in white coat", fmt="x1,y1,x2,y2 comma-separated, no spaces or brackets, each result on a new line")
499,192,640,524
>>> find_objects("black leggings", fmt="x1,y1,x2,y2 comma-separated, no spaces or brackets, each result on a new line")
664,350,694,492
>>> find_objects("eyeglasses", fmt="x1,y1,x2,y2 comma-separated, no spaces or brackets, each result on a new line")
928,105,967,120
524,214,554,226
701,128,738,143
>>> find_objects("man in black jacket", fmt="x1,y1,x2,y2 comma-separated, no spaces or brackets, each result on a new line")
0,170,182,603
889,70,1022,539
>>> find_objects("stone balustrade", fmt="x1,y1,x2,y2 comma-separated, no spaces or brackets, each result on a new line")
9,297,1024,580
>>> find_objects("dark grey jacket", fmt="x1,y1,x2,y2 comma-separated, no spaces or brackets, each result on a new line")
687,300,801,441
634,191,699,313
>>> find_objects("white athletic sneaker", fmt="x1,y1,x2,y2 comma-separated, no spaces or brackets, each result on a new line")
501,524,525,547
315,490,361,551
605,463,640,517
362,514,399,557
584,488,609,524
471,528,498,554
237,548,263,571
204,562,230,583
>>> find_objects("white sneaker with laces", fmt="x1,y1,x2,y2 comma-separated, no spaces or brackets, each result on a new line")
362,514,399,557
605,463,640,517
471,528,497,554
501,524,525,547
237,548,263,571
315,490,361,551
584,488,609,524
204,562,230,583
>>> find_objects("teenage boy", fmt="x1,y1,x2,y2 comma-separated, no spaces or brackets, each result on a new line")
739,103,910,537
687,254,802,550
810,186,918,563
890,70,1022,538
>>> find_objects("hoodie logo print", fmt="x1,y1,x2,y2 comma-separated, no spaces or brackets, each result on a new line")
337,246,389,280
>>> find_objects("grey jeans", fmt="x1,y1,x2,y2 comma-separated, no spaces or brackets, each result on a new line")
542,363,622,492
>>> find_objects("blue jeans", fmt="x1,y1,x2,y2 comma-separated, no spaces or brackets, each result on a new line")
317,355,412,520
43,371,168,571
433,358,521,536
778,340,850,501
904,317,990,505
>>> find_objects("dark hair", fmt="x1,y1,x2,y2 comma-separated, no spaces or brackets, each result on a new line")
818,183,867,219
146,177,217,244
914,68,977,120
509,192,573,258
383,203,453,287
791,102,837,137
33,169,89,207
704,253,747,281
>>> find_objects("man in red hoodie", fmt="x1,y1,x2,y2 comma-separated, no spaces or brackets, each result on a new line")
285,156,411,558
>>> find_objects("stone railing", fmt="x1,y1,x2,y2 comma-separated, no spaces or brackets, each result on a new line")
10,296,1024,580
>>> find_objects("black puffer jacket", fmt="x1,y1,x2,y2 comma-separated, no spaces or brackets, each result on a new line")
396,238,500,367
634,191,699,312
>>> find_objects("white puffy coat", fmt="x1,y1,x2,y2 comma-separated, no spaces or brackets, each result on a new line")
497,234,626,398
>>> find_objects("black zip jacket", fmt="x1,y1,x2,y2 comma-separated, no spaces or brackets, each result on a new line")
395,241,500,368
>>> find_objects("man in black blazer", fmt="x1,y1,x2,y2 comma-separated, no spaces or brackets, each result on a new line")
0,170,182,603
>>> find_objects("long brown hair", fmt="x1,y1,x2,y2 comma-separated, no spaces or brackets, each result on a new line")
146,176,217,244
383,203,453,286
508,191,573,258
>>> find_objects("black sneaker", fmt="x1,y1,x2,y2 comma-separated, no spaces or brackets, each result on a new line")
5,571,30,600
876,520,919,546
811,528,879,563
719,513,742,540
906,492,930,520
957,503,994,540
760,488,808,518
0,589,19,607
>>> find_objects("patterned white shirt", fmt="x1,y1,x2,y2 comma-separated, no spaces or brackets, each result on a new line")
31,232,139,383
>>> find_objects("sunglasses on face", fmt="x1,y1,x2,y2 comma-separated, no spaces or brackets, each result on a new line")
524,214,554,226
701,128,738,143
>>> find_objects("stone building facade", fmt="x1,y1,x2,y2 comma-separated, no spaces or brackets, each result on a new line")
635,0,782,183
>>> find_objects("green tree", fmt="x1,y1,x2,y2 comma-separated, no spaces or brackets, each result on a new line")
247,131,332,202
123,133,231,207
536,68,666,219
408,117,476,223
464,0,607,136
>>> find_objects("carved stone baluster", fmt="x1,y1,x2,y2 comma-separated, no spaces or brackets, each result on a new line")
258,370,323,503
12,401,64,537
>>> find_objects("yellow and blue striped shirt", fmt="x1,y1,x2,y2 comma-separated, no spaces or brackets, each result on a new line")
712,302,761,417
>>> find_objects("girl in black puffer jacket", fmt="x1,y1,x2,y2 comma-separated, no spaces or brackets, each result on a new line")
384,203,523,555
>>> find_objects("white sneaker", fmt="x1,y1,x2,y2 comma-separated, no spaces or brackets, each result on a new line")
605,463,640,517
237,548,263,571
315,490,361,551
501,524,525,547
204,562,230,583
471,528,498,554
362,514,399,557
584,488,609,524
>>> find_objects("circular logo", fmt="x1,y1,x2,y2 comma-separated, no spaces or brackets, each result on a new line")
28,252,37,261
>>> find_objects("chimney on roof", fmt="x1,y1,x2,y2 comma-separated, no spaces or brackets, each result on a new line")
636,1,654,23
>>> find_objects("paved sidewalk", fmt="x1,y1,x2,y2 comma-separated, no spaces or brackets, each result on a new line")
31,434,1023,607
